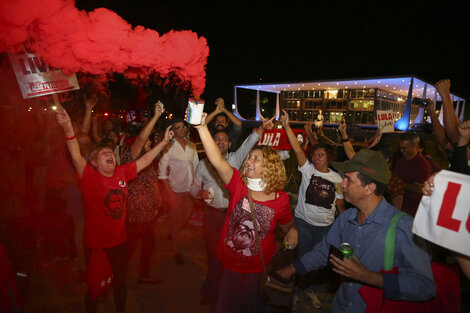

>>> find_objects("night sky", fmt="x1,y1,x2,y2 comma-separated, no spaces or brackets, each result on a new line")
75,1,470,107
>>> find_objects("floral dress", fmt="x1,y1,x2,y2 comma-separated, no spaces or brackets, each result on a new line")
121,148,160,223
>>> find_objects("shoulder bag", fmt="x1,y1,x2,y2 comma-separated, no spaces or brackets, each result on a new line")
248,190,296,308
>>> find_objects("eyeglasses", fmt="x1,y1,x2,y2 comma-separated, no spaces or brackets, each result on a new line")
312,153,326,158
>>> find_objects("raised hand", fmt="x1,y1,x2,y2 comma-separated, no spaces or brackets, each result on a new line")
215,97,226,112
423,98,435,115
154,101,164,120
162,125,174,143
56,105,73,132
280,109,289,126
84,94,98,110
435,79,451,96
262,116,276,130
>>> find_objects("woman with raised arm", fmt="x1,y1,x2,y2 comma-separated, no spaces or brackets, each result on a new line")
280,109,345,300
121,101,165,284
55,104,172,313
191,111,297,313
280,109,345,253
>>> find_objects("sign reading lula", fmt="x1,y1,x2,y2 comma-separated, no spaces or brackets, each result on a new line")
8,42,79,99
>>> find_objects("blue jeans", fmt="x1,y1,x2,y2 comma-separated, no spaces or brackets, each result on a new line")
295,217,330,258
294,217,333,292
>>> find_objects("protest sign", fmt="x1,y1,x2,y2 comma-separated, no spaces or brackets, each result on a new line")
376,110,394,133
8,44,79,99
257,129,305,150
413,170,470,257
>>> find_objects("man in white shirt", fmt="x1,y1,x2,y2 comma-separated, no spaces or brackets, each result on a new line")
159,119,199,265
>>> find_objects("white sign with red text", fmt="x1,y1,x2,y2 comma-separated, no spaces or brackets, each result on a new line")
413,170,470,257
376,110,394,133
8,44,79,99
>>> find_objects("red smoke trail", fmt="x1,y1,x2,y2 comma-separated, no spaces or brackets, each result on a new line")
0,0,209,97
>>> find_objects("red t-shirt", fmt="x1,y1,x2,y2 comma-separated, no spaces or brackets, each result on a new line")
393,153,431,216
217,169,293,273
81,162,137,248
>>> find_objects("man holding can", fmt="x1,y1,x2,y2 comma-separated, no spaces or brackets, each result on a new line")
277,149,436,312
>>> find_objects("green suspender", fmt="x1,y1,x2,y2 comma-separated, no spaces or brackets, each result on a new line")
383,212,408,271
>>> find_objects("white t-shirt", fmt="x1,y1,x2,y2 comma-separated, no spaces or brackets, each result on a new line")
295,162,344,226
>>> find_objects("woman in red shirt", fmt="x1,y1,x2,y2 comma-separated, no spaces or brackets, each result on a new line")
56,104,172,313
191,112,298,313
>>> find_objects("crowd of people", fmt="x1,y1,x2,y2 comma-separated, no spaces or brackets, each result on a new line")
1,78,469,313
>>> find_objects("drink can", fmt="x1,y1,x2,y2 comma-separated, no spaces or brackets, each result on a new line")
186,98,205,125
339,242,354,260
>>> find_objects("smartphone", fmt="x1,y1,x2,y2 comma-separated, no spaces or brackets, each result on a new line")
328,245,344,267
412,97,429,107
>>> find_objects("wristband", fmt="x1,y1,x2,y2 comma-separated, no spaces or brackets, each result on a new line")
65,134,76,141
341,137,350,142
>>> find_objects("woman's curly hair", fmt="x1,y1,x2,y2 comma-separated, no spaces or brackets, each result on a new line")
240,145,287,194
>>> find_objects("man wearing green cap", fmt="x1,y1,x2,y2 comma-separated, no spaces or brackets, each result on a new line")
277,149,435,312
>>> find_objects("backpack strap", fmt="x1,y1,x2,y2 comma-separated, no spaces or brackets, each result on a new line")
383,212,408,271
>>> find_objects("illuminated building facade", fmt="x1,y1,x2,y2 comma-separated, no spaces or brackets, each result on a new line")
233,76,466,129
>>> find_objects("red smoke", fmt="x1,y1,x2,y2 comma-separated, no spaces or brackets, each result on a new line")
0,0,209,96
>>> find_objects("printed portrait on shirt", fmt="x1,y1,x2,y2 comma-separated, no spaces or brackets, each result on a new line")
305,175,336,209
104,189,126,219
225,197,274,256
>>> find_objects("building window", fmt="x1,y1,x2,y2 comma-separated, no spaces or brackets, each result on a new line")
352,111,361,123
329,112,342,123
351,88,374,99
325,90,338,99
337,90,348,99
287,110,299,121
282,100,299,109
304,110,314,121
303,90,316,98
282,91,301,99
312,90,323,98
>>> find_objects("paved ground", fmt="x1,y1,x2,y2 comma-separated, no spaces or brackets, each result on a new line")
23,214,335,313
20,211,470,313
26,217,210,313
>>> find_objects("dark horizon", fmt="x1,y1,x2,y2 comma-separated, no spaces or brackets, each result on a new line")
76,1,469,111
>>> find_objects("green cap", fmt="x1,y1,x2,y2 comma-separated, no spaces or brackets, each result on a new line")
332,149,391,185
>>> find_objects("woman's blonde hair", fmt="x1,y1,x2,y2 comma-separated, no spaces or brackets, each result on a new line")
240,145,287,194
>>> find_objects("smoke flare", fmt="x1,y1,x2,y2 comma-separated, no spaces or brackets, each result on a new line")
0,0,209,96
